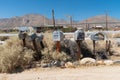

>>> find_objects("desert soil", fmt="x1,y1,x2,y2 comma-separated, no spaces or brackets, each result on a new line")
0,66,120,80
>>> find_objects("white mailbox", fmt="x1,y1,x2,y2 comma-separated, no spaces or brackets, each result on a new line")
74,29,85,40
91,32,107,41
37,33,44,41
53,30,64,41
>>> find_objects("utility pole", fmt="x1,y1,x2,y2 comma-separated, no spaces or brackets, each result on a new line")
52,9,56,30
66,15,72,32
70,16,72,32
86,19,88,31
106,12,108,31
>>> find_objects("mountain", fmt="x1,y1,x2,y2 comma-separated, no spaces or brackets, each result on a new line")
80,15,120,23
0,14,68,29
79,15,120,27
0,14,120,29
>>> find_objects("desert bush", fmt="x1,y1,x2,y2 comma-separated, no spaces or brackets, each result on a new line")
41,48,71,63
112,32,120,38
0,37,34,73
0,36,9,41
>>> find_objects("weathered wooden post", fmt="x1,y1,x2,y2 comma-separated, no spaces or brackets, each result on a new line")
74,28,85,60
106,40,111,55
53,30,64,52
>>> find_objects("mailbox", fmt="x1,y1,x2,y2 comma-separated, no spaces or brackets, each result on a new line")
53,30,64,41
18,32,27,39
18,27,29,32
27,33,37,41
74,29,85,40
37,33,44,41
91,32,107,41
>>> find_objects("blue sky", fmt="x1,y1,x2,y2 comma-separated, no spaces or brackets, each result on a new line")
0,0,120,21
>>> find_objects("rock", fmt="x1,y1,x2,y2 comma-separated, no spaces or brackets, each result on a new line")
73,61,80,67
113,60,120,65
80,57,96,66
65,62,75,68
60,61,65,66
104,60,113,66
96,60,104,65
54,60,61,67
41,63,48,68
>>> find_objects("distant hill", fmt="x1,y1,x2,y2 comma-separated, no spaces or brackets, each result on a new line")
0,14,120,29
80,15,120,23
0,14,68,29
79,15,120,28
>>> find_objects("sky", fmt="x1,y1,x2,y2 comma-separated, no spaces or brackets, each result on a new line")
0,0,120,21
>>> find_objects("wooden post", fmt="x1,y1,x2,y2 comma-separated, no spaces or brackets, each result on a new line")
106,40,111,55
22,33,27,47
108,40,111,55
56,41,60,52
52,9,56,30
23,38,26,47
106,40,108,54
32,39,38,53
76,40,82,60
40,41,44,49
93,40,96,55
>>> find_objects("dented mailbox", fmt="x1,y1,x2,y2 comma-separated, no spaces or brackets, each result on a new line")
53,30,64,41
74,29,85,40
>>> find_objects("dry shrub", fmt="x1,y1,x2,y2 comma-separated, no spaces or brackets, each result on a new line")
85,39,109,51
0,37,34,73
112,32,120,38
41,32,71,63
41,48,71,63
0,36,9,41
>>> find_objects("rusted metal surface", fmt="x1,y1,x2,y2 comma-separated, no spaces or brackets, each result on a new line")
56,41,60,52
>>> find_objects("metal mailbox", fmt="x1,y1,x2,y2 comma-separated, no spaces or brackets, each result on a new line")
27,33,37,41
37,33,44,41
53,30,64,41
91,32,107,41
74,29,85,40
18,32,27,39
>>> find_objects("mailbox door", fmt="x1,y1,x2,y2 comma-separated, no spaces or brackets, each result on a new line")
74,30,85,40
77,32,85,40
53,31,60,41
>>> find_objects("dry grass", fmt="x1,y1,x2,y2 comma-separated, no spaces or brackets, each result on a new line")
0,37,34,73
112,32,120,38
41,32,71,63
0,36,9,41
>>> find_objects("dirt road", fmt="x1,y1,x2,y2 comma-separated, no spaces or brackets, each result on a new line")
0,66,120,80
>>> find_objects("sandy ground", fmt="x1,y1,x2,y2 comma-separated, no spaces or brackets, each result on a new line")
0,66,120,80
